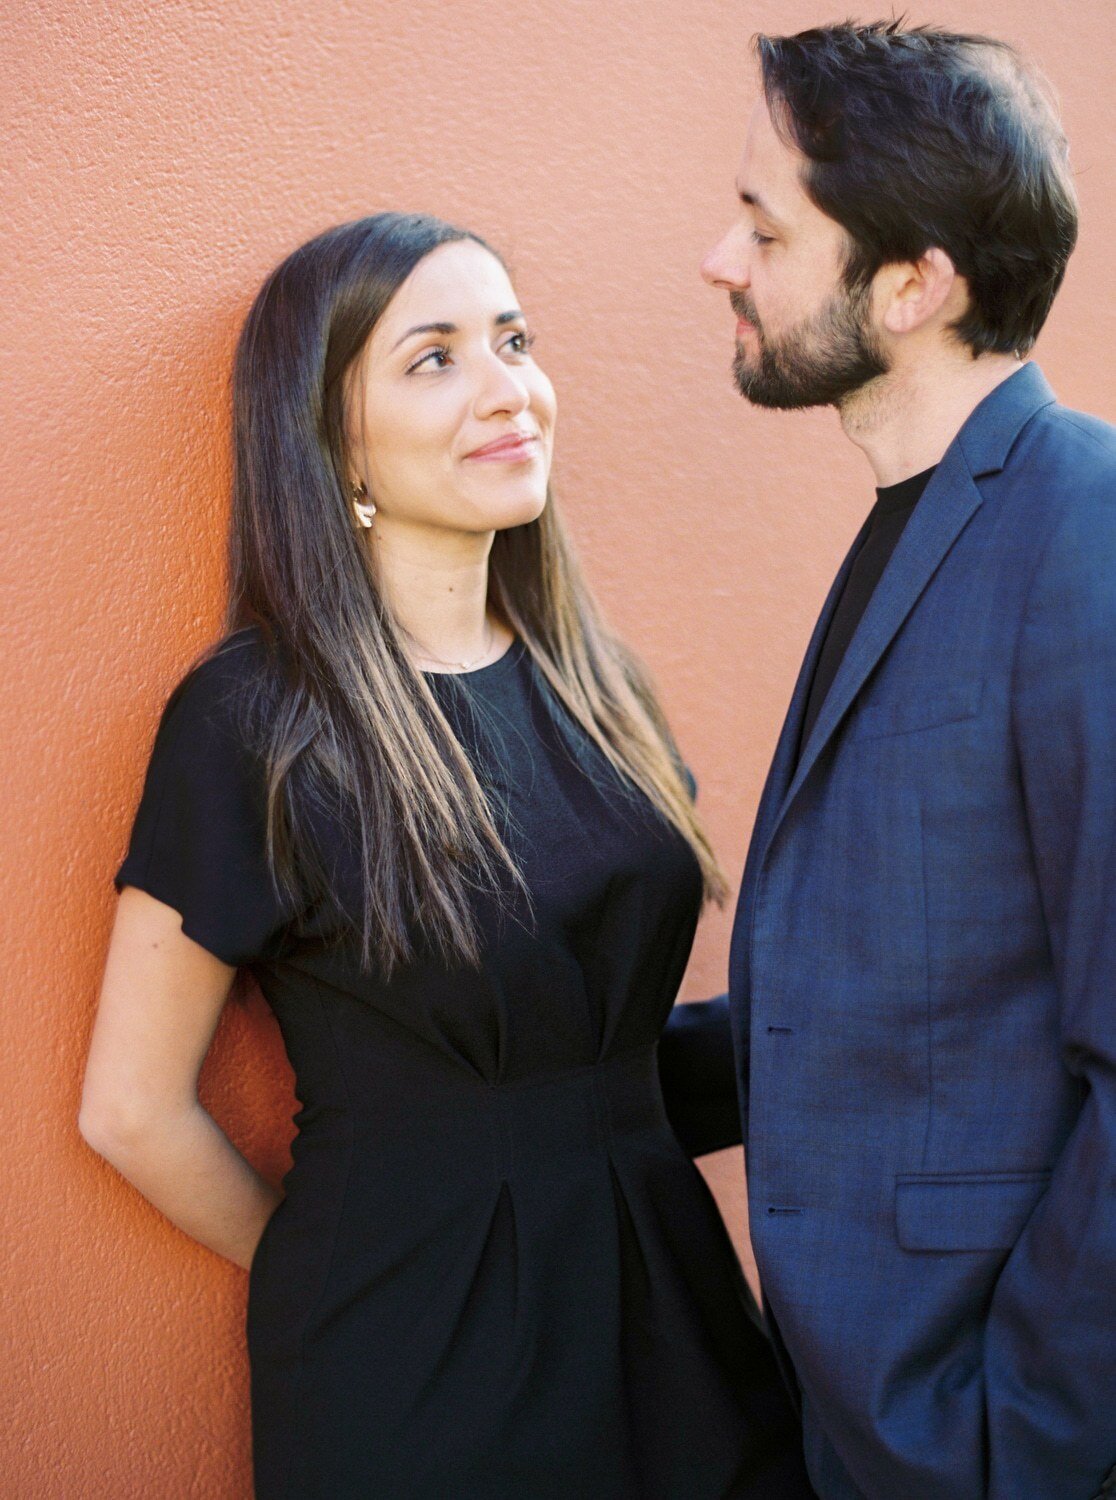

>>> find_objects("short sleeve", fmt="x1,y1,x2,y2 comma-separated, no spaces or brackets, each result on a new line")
113,641,297,966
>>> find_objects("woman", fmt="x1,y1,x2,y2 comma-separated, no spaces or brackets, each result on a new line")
81,213,812,1498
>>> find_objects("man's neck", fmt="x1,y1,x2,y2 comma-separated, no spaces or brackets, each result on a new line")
838,349,1024,488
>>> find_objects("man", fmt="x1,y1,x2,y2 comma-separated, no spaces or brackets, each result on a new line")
699,21,1116,1499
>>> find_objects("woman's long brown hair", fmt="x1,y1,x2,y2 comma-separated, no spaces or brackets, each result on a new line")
202,212,726,977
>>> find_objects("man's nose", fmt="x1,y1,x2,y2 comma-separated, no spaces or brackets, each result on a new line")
700,226,750,291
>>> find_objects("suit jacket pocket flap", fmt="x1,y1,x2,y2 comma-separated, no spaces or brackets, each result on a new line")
895,1170,1051,1251
854,679,983,739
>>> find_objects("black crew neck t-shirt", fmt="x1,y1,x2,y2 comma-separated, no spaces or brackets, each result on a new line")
796,464,938,766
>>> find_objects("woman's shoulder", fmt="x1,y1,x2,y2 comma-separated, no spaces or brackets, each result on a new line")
157,624,275,747
186,623,272,686
116,625,299,964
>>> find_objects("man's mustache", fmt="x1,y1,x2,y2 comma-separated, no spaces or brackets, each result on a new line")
729,291,762,332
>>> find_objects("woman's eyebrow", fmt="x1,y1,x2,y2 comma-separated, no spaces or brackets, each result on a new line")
390,310,525,353
391,321,455,352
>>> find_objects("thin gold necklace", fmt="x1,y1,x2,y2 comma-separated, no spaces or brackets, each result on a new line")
411,619,496,673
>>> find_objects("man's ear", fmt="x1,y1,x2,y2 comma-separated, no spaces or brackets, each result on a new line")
879,247,959,336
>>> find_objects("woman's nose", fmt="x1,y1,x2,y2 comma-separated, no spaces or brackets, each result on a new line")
473,354,530,419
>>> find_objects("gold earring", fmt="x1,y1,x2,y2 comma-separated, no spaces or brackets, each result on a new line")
350,481,376,529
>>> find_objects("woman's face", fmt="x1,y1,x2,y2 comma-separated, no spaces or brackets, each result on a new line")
347,239,556,536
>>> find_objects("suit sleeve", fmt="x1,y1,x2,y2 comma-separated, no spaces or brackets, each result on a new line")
988,490,1116,1499
658,994,742,1156
656,762,744,1157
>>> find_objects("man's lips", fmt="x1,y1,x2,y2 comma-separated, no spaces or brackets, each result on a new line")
464,433,539,462
736,316,757,338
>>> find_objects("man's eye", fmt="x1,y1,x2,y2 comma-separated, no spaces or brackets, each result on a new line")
407,346,451,373
751,231,774,246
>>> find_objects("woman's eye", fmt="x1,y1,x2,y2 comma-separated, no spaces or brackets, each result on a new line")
407,345,451,374
750,230,774,246
503,330,536,356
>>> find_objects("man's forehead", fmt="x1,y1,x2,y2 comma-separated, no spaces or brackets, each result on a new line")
735,96,808,223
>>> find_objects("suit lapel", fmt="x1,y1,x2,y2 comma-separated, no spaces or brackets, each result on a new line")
733,361,1058,978
727,515,871,1015
730,363,1059,1111
751,513,873,855
762,444,984,854
756,363,1057,856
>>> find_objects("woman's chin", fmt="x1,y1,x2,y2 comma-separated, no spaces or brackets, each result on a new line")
394,480,549,537
464,482,549,533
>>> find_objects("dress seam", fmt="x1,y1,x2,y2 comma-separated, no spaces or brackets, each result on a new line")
276,969,358,1500
492,1043,655,1094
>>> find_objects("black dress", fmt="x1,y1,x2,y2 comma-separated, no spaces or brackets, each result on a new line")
113,627,812,1499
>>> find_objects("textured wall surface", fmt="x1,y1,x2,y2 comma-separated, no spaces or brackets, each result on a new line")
2,0,1113,1492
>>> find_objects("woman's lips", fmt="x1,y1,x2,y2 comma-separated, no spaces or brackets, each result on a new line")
464,434,539,463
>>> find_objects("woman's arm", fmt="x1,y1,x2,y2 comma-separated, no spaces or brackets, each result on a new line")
79,885,282,1271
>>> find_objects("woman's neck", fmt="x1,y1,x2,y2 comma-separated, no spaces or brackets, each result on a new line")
370,515,510,668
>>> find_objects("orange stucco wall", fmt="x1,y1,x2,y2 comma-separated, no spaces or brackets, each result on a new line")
3,1,1114,1492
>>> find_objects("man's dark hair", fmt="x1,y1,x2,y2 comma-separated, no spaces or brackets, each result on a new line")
754,19,1079,357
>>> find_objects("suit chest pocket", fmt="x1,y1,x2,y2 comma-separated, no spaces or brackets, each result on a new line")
851,678,983,740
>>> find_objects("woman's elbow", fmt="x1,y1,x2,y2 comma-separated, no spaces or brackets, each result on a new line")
77,1084,164,1162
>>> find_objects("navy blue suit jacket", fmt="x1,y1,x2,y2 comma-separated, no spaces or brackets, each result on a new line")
720,363,1116,1499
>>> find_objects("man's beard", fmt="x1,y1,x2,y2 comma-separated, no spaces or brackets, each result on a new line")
730,281,889,410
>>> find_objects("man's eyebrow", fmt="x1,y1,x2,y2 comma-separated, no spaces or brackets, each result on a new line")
738,188,786,228
391,310,525,353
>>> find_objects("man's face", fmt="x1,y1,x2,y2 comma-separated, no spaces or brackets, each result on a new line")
701,97,889,409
